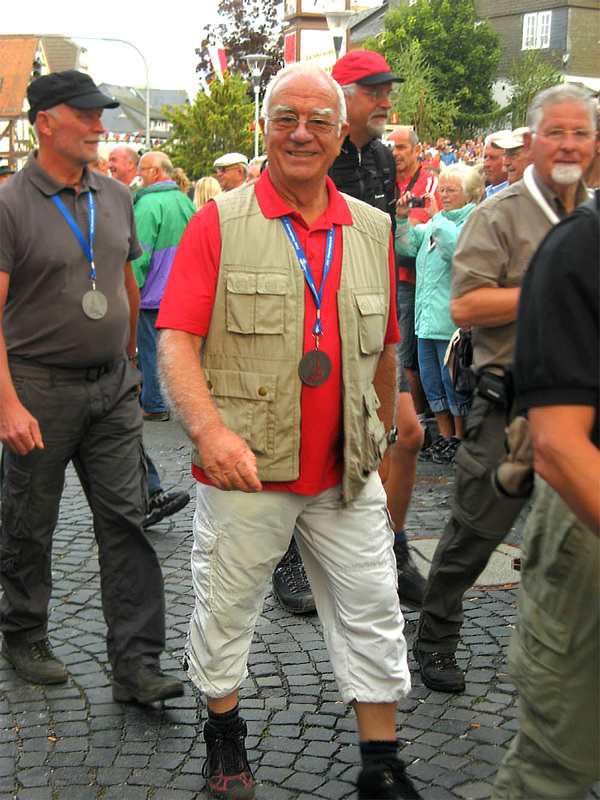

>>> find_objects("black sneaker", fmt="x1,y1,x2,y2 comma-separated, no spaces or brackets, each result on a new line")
394,536,426,609
414,647,465,693
1,637,68,685
143,489,190,529
203,718,255,799
272,535,316,614
112,662,184,704
431,437,461,465
357,756,421,799
418,436,450,463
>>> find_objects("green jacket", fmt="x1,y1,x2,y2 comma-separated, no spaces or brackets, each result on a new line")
132,181,194,308
395,204,475,340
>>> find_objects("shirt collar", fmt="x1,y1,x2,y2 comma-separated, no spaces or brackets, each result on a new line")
533,166,589,218
25,151,99,197
254,169,352,229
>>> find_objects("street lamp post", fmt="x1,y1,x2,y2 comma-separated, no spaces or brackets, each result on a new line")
244,54,269,159
324,11,355,61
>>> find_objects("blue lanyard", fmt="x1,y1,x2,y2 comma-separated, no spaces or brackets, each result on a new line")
281,216,335,337
51,192,96,282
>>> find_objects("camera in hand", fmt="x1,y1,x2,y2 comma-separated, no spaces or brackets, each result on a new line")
408,195,426,208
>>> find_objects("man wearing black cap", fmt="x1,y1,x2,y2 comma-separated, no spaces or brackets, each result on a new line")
272,51,426,616
0,70,183,703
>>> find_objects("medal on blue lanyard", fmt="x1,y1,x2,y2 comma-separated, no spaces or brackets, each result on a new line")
281,216,334,387
51,191,108,320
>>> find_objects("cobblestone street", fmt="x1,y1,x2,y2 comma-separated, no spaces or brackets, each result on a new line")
0,419,597,800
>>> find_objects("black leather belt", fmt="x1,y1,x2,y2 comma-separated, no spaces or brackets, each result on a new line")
9,356,119,382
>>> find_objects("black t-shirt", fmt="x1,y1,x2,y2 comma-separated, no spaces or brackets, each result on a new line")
515,198,599,448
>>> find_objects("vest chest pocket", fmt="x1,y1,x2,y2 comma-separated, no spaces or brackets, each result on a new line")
205,368,276,455
354,291,386,355
226,272,288,335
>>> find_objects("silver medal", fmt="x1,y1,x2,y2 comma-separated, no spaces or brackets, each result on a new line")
82,289,108,320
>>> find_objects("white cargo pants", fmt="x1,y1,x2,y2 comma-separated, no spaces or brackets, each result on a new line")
187,472,411,703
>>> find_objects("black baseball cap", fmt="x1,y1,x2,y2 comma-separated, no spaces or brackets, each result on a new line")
27,70,119,124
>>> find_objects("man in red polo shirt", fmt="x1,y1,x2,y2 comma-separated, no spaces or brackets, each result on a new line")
156,63,419,800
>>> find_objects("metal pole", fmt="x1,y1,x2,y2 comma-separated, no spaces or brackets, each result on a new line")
70,35,151,148
254,85,260,158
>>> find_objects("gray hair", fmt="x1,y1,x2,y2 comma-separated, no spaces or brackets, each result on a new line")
439,163,483,204
389,125,419,147
141,150,173,177
527,83,597,133
262,62,347,134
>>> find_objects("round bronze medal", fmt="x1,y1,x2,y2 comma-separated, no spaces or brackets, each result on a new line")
298,350,332,387
82,289,108,320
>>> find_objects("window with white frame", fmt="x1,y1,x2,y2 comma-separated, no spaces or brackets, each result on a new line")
522,10,552,50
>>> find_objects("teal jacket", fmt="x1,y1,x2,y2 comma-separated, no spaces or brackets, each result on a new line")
132,181,195,309
395,204,475,340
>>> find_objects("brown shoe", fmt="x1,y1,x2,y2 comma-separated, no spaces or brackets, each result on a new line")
142,411,170,422
112,663,184,704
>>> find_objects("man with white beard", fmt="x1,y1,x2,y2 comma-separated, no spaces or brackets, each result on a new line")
413,83,596,694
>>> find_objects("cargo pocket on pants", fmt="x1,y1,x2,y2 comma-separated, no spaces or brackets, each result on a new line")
0,464,32,576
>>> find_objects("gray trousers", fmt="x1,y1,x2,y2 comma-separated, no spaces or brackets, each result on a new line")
416,393,528,653
0,358,166,676
493,481,599,799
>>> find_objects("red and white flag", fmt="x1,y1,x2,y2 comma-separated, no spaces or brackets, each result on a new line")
208,40,228,83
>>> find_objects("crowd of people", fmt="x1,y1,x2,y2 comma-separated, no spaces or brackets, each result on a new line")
0,52,598,800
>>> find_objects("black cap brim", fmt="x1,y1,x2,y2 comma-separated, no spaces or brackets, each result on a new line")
356,72,403,86
67,90,119,110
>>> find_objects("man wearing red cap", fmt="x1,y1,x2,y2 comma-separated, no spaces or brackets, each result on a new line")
272,50,426,617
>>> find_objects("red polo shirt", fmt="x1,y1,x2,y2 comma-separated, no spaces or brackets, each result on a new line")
157,170,399,495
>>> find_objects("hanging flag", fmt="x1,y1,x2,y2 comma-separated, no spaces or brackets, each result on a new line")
208,40,228,83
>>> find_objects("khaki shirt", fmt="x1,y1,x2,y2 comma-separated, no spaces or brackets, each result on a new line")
0,154,141,367
452,170,589,371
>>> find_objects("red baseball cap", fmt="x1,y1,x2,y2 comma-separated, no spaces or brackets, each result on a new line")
332,50,403,87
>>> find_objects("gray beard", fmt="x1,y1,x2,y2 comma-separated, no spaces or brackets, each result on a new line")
551,164,583,185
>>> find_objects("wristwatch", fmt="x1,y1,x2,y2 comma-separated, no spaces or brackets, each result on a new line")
386,426,398,446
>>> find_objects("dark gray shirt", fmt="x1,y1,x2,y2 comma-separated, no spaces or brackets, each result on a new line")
0,154,141,367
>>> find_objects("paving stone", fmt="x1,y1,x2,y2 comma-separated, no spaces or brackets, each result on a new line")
454,781,494,799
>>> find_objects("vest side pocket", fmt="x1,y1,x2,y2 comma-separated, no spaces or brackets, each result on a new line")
205,368,276,456
354,291,386,355
226,272,257,334
362,384,387,474
255,274,288,335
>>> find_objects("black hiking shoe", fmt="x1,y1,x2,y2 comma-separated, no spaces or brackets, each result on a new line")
357,756,422,799
1,637,68,685
203,717,255,799
112,663,184,704
272,536,316,614
143,489,190,529
394,536,426,609
414,647,465,693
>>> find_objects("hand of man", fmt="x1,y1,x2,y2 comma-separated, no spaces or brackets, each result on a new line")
396,192,411,219
197,422,263,493
0,397,44,455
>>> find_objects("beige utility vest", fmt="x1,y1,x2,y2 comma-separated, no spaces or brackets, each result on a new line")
193,184,391,503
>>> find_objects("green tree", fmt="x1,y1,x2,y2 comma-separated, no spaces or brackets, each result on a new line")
370,0,501,134
389,41,458,141
196,0,283,87
508,51,563,127
164,74,254,179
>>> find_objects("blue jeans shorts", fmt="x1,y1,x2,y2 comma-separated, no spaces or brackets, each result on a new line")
417,338,472,417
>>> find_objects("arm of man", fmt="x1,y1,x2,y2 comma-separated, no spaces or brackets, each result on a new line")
528,405,599,535
131,201,159,289
158,329,262,493
450,200,519,328
0,272,44,454
124,262,139,359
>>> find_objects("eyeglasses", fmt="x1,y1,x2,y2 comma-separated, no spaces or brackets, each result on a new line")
358,85,393,100
536,128,595,143
267,115,339,136
214,165,241,174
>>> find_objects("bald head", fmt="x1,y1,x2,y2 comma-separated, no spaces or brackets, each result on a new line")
138,151,174,187
109,146,139,185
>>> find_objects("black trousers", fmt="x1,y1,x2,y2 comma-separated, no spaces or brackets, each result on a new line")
0,358,166,675
416,393,528,653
